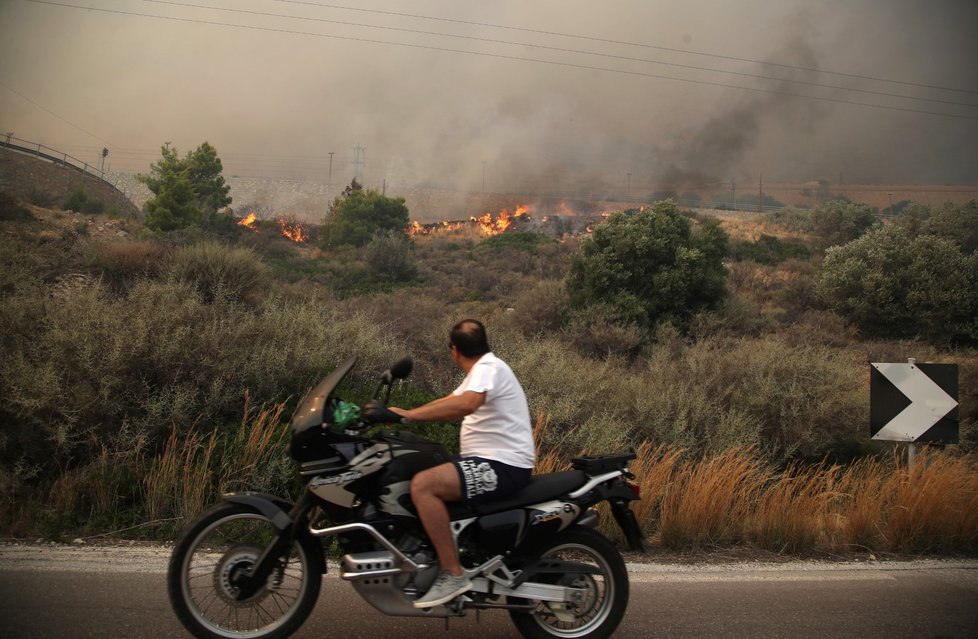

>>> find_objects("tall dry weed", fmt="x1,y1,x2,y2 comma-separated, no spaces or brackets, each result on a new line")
748,462,836,553
831,456,888,550
658,447,766,549
144,425,218,523
880,449,978,552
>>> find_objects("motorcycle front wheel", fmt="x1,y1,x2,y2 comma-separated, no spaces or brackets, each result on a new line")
508,527,629,639
167,502,322,639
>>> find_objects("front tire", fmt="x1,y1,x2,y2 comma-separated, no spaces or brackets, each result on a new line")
167,502,321,639
508,527,629,639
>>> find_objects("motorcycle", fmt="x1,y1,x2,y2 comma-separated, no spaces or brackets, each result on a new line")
168,356,644,639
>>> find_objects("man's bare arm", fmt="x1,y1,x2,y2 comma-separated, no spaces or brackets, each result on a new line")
391,391,485,423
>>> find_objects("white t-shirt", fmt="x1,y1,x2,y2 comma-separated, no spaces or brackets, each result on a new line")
453,352,535,469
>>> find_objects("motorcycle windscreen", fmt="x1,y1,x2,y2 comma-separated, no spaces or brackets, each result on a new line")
290,356,358,433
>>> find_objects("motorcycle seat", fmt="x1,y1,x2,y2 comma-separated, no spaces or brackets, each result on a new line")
448,470,588,518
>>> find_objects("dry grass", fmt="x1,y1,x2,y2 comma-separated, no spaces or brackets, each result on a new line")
144,425,219,523
141,396,291,531
878,451,978,552
658,447,766,549
533,416,978,555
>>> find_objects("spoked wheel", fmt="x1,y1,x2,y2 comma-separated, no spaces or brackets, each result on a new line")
167,502,321,639
508,527,629,639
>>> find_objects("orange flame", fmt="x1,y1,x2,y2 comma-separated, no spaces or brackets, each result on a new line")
406,220,426,236
279,217,308,242
470,204,532,236
237,212,258,230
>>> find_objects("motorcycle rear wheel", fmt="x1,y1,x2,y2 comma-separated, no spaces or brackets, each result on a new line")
167,502,321,639
508,527,629,639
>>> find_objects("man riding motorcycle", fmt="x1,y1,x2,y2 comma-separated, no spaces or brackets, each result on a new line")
368,318,535,608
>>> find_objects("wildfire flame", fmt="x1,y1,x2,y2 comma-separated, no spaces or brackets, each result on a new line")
471,204,532,236
279,217,308,242
237,212,258,230
406,220,426,236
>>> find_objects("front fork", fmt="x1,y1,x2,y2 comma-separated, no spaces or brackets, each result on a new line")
225,490,318,599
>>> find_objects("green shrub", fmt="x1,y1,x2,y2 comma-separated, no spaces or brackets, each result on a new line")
163,241,269,304
365,230,418,284
763,207,813,233
811,199,877,250
567,200,728,333
63,187,104,214
816,226,978,342
320,182,410,248
924,199,978,253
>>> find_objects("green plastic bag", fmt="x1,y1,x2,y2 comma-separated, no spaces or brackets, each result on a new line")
332,401,360,430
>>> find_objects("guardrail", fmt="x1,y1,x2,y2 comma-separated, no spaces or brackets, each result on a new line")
0,133,110,183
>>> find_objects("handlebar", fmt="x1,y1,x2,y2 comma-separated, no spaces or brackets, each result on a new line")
360,400,406,426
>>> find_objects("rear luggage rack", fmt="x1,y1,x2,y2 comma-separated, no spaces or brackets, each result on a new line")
570,452,636,474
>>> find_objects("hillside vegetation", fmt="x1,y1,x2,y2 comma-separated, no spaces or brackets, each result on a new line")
1,184,976,555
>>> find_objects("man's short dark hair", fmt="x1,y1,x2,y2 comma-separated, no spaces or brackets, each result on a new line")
450,319,490,358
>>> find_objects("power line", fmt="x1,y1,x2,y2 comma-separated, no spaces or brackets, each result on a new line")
272,0,978,96
0,79,117,146
140,0,977,109
24,0,978,122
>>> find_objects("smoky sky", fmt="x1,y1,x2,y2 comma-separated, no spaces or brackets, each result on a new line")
1,0,976,195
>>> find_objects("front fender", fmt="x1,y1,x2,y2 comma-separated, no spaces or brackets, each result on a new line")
223,492,294,531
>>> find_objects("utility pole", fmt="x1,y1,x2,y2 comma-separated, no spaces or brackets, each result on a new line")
353,144,366,181
731,177,736,211
758,174,763,214
328,151,334,188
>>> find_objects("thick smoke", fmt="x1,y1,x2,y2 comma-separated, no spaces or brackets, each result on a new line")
1,0,975,194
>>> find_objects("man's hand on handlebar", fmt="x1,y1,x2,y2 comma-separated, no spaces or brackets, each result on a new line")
361,400,407,425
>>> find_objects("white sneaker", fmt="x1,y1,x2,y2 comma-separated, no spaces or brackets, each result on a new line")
413,571,472,608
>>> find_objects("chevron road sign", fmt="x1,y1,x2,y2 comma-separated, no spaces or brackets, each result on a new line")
870,362,959,443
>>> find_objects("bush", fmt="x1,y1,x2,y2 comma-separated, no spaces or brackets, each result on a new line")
728,234,811,264
85,240,166,290
320,182,410,248
63,187,104,214
816,226,978,343
811,199,877,250
364,230,418,284
163,241,269,304
763,207,813,233
892,202,931,237
567,200,728,333
924,200,978,253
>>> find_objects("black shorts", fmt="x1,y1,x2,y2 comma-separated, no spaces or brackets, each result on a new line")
453,456,532,506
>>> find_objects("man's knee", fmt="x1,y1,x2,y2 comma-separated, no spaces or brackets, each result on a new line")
411,463,460,501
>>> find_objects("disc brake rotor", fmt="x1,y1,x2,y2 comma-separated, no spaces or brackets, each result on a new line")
214,546,270,606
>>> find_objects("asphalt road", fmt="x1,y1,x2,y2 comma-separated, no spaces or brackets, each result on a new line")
1,545,976,638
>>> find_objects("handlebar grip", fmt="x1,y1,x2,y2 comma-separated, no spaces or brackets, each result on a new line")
361,401,406,425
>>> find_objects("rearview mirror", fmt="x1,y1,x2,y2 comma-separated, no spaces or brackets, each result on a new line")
383,356,413,383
